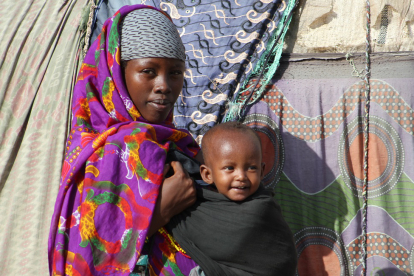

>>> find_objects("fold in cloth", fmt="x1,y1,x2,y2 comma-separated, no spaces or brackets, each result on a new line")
166,151,297,276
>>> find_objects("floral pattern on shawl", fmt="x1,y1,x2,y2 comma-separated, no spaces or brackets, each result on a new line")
48,5,199,276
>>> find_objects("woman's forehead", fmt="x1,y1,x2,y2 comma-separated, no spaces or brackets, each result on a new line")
126,57,185,66
123,58,185,73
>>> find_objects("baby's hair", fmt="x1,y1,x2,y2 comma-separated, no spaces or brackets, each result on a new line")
201,121,262,165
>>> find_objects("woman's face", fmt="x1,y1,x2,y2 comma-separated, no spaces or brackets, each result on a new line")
124,57,185,124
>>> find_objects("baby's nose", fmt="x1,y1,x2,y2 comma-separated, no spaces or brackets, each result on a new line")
235,170,248,180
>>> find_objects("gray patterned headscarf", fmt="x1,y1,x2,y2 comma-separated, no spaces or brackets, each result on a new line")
120,8,186,62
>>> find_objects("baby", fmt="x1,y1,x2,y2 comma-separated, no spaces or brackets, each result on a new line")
167,122,297,276
199,121,265,201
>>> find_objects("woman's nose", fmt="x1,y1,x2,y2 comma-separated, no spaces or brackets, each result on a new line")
154,75,171,94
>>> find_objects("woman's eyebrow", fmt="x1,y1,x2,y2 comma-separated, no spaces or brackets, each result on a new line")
171,63,186,69
139,61,159,67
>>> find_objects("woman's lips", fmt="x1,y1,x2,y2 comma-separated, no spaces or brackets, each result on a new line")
148,99,171,110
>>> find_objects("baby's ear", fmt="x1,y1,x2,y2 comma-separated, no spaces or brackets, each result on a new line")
260,162,266,180
200,164,214,184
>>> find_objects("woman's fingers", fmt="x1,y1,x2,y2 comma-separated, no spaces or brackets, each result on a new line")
168,161,190,178
149,160,199,235
163,163,170,177
160,161,196,218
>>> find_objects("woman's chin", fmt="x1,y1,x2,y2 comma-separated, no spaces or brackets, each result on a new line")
139,104,174,124
141,113,170,124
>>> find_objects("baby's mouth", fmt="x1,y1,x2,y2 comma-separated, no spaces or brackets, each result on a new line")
232,186,248,190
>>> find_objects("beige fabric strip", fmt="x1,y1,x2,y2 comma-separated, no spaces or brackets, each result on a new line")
0,1,86,275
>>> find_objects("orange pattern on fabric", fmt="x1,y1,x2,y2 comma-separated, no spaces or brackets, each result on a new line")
103,78,116,113
85,165,99,177
158,227,190,259
129,105,141,121
167,129,189,142
77,64,98,82
298,245,341,276
76,97,91,121
92,127,117,150
81,132,99,148
79,200,97,244
124,124,168,184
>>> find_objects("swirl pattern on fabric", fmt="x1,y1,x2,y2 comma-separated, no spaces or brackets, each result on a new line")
48,5,199,276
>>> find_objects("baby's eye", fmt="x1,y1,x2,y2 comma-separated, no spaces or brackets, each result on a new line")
224,166,234,171
248,166,258,170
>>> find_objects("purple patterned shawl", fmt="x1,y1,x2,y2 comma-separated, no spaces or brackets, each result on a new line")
48,5,199,275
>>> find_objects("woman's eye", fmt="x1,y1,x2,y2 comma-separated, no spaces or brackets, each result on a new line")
142,69,155,74
171,70,183,75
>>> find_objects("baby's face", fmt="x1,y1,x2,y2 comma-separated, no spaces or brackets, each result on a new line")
202,132,264,201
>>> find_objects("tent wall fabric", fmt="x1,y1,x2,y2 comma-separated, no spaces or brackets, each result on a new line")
240,52,414,275
0,1,87,275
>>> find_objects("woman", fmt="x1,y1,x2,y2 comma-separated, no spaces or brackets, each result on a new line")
48,5,201,275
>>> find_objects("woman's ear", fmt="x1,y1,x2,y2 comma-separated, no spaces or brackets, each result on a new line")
200,164,214,184
260,162,266,180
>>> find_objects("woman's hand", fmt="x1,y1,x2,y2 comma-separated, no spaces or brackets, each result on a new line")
147,161,196,236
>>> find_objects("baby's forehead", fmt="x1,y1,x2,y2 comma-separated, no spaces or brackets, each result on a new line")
208,128,259,148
